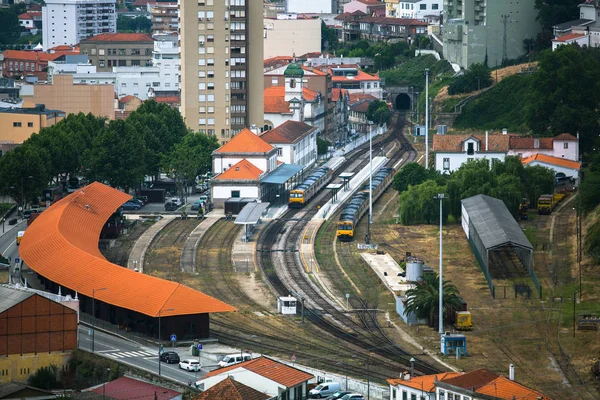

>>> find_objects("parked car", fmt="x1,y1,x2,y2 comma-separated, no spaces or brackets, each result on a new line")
325,391,352,400
191,200,204,211
340,394,364,400
121,201,141,211
179,359,201,372
218,353,252,368
164,201,178,211
159,351,180,364
309,382,341,398
168,197,183,207
131,198,145,206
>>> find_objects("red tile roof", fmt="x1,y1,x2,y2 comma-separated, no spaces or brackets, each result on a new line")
387,372,461,393
554,32,586,42
215,159,263,181
441,369,500,391
264,55,293,69
348,93,378,105
433,133,510,153
215,128,274,154
195,377,270,400
509,136,553,150
477,376,551,400
553,133,578,141
260,120,316,144
329,66,380,82
264,86,319,114
91,376,180,400
2,50,68,62
201,357,313,388
118,95,139,103
521,153,581,170
82,33,154,43
19,182,236,318
332,88,348,102
49,45,76,52
18,12,34,20
154,96,180,104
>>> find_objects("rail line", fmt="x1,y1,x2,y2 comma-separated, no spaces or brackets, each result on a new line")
256,114,439,376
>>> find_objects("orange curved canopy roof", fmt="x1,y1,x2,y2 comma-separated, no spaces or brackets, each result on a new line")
20,182,236,318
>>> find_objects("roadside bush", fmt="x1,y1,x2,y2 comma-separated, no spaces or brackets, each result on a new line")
585,221,600,263
28,365,60,389
448,63,493,95
317,137,331,155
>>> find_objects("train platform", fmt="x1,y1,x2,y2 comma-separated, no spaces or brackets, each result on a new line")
180,212,224,273
315,156,388,220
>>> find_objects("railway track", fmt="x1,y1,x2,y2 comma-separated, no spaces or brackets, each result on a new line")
256,114,439,377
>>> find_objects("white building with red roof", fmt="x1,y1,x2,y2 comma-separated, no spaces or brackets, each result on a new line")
329,64,383,99
196,356,314,399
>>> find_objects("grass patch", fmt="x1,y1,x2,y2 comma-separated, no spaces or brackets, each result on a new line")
0,203,13,218
381,55,454,92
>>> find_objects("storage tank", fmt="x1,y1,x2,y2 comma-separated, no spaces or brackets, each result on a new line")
405,258,424,282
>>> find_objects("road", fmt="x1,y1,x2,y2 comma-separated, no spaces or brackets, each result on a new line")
0,215,26,268
78,326,213,385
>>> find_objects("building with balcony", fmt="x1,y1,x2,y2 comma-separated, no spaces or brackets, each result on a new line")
149,1,178,35
328,64,383,99
443,0,541,70
42,0,117,50
79,33,154,72
180,0,264,144
334,12,428,43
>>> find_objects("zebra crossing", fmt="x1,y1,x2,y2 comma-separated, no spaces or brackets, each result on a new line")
104,350,156,359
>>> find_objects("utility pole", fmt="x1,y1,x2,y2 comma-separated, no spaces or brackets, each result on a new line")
435,194,445,335
424,68,430,169
367,123,373,244
501,15,509,65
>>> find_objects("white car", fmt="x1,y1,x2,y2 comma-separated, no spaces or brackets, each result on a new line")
179,359,201,372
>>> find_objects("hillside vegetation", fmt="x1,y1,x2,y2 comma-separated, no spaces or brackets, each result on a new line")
453,74,533,132
380,55,453,91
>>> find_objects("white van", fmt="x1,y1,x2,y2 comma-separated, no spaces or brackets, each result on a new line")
309,382,341,398
217,353,252,368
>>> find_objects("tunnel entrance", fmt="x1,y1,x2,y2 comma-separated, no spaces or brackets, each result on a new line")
395,93,411,110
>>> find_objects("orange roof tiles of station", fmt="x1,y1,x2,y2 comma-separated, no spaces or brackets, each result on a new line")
215,159,263,181
215,128,274,154
19,182,236,318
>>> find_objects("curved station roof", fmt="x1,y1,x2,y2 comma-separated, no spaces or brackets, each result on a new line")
20,182,236,318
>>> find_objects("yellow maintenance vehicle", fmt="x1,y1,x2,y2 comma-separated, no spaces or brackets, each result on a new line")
537,193,566,215
454,311,472,331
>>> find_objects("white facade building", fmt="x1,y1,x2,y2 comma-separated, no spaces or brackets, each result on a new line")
42,0,117,50
260,120,318,169
286,0,332,14
433,132,509,173
386,0,442,19
151,34,180,95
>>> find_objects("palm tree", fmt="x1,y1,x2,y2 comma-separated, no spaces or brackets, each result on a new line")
404,273,463,329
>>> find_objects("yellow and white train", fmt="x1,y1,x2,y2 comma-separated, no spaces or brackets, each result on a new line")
289,167,332,208
336,167,395,241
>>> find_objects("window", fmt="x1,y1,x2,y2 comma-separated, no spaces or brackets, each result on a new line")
467,142,474,155
118,60,126,66
277,147,283,156
272,78,278,85
410,394,417,400
432,4,439,10
402,391,407,400
153,82,160,87
439,390,446,400
564,142,569,149
231,190,240,198
199,118,206,125
131,48,140,55
443,158,450,171
13,122,22,127
208,118,215,125
207,94,214,102
27,122,33,127
99,60,105,67
420,4,426,10
131,60,140,66
199,82,206,90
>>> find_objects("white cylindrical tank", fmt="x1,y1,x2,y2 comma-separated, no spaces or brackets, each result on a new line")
406,259,424,282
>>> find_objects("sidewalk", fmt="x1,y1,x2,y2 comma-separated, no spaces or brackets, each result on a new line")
0,209,23,240
180,210,224,273
231,220,258,273
127,215,177,272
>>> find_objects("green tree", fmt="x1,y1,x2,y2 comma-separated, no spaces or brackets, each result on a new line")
584,219,600,263
162,132,219,198
0,8,24,44
492,173,523,217
393,162,434,192
321,20,338,51
448,63,493,95
117,15,152,33
526,46,600,154
534,0,581,31
366,100,391,125
0,145,49,207
398,180,447,224
404,273,464,328
317,137,331,155
522,164,555,207
83,119,146,190
28,365,59,390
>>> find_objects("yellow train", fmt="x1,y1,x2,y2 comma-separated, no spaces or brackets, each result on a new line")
537,193,565,215
337,167,395,241
289,167,332,208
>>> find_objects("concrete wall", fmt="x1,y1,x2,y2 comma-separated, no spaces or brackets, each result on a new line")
526,161,579,180
263,19,322,59
435,151,505,174
0,352,71,384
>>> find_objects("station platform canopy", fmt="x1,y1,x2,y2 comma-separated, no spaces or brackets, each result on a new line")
235,202,270,225
261,164,303,184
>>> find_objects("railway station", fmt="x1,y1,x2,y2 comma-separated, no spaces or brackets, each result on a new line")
19,182,236,340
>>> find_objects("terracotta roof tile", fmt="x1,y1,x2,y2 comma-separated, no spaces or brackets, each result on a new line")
554,32,586,42
215,128,274,154
348,93,378,105
18,12,34,19
264,86,319,114
2,50,75,62
509,136,553,150
433,133,510,153
332,88,348,102
19,182,236,318
329,66,380,82
91,376,180,400
350,100,373,113
441,369,500,391
476,376,551,400
521,153,580,170
260,121,316,144
201,357,313,388
553,133,578,141
49,45,76,51
82,33,154,42
154,96,180,104
215,159,263,181
387,372,461,393
195,377,270,400
118,95,139,103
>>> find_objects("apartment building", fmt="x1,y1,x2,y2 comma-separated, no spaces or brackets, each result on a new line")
149,1,178,35
79,33,154,72
263,16,321,59
443,0,541,69
42,0,117,50
385,0,442,19
180,0,264,144
0,104,65,144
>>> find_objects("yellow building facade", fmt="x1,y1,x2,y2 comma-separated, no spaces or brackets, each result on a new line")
0,352,72,384
0,105,64,143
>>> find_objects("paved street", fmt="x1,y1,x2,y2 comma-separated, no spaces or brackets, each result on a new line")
0,212,26,266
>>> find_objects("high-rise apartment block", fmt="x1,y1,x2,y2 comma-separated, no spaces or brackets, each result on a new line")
443,0,540,69
42,0,117,50
180,0,264,144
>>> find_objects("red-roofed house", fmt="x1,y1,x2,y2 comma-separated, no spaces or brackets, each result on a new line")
18,13,38,33
260,120,318,167
334,12,428,43
196,356,314,399
552,32,590,50
521,154,580,180
263,63,326,136
507,132,579,161
329,64,382,99
195,377,269,400
90,376,181,400
388,372,461,400
1,49,79,80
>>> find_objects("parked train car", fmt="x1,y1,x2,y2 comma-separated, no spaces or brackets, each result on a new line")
289,167,332,208
336,167,395,241
537,192,566,215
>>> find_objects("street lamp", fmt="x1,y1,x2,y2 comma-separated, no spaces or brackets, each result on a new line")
102,368,110,400
92,287,107,352
434,193,445,335
158,307,174,376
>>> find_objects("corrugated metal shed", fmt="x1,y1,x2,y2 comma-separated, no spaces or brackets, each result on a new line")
0,286,33,314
